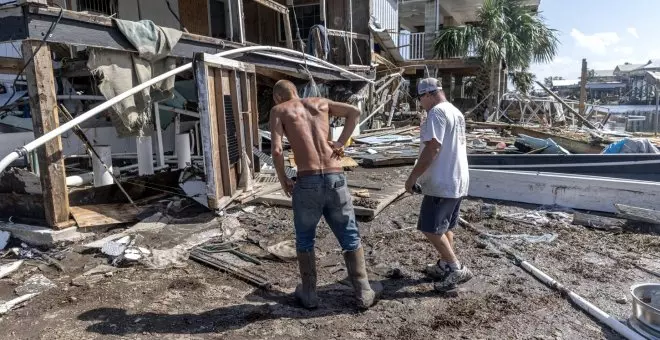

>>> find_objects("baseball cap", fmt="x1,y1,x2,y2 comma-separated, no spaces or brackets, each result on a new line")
417,78,442,96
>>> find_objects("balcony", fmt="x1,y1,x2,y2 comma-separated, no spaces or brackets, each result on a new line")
394,31,477,61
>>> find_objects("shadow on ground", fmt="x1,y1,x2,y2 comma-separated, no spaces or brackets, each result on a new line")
79,276,452,335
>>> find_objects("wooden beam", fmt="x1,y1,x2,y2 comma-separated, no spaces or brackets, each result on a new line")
535,81,598,130
326,29,370,41
194,56,223,209
215,70,232,196
0,57,24,74
282,12,294,50
397,58,481,71
228,70,245,173
252,0,287,13
21,40,69,228
4,6,241,58
239,71,254,171
248,73,260,149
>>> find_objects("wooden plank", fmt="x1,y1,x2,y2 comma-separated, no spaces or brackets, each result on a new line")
572,212,624,231
615,204,660,225
229,70,246,175
19,6,240,58
214,69,232,196
0,57,23,74
178,0,209,35
253,0,287,13
202,54,255,72
195,58,222,209
469,170,660,213
70,203,143,228
239,71,255,170
347,180,383,191
22,40,69,228
249,73,260,148
282,11,294,50
255,183,406,219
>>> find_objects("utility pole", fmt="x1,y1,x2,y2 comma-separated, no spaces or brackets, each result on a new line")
579,58,588,128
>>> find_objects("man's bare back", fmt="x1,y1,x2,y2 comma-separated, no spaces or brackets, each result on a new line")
270,80,360,196
271,97,339,172
271,97,361,174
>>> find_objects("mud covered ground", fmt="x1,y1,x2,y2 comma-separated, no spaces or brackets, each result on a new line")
1,166,659,339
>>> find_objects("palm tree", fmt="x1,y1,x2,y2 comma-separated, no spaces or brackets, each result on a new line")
433,0,558,118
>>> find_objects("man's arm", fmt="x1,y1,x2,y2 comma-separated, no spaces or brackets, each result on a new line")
405,112,445,193
327,100,360,146
406,138,441,192
269,108,294,196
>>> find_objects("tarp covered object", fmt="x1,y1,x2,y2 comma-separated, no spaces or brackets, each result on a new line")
602,138,660,154
88,20,182,137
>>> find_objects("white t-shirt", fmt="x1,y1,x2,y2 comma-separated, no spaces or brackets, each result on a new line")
417,101,469,198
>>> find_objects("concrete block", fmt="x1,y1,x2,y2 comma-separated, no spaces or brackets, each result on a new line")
0,223,89,247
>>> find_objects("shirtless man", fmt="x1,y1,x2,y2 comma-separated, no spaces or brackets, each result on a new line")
269,80,376,310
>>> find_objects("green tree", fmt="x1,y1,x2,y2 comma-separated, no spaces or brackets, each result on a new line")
434,0,558,112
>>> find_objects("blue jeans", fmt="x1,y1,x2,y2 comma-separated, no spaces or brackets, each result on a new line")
292,173,361,252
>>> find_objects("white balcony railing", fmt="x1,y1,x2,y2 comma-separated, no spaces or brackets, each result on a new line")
371,0,399,44
396,32,426,60
395,31,479,61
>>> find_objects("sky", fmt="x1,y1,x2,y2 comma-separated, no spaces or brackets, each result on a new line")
529,0,660,81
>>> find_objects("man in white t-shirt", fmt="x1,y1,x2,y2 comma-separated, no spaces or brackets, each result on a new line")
404,77,473,292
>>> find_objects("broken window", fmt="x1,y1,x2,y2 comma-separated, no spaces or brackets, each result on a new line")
76,0,117,16
279,3,321,42
210,0,228,39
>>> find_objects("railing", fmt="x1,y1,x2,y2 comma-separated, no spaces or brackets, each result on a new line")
371,0,399,45
395,31,478,61
396,32,425,60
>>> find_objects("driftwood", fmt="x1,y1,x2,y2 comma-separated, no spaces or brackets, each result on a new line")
572,212,624,231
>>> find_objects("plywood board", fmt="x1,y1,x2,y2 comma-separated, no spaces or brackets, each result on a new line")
288,154,358,169
71,204,143,228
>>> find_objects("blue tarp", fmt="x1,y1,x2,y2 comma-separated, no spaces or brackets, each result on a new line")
602,138,660,154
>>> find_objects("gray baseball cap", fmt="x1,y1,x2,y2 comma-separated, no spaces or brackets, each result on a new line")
417,78,442,96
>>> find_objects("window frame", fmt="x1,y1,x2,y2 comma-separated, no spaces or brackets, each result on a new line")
277,2,322,43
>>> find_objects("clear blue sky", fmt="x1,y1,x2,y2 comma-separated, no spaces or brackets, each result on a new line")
530,0,660,81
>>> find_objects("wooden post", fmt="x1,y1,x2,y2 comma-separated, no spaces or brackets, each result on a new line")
21,40,70,228
579,58,587,127
194,56,222,209
282,11,294,49
239,72,254,168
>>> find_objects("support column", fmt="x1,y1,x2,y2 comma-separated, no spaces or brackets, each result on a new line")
136,135,154,175
91,145,113,187
21,40,70,228
175,134,191,169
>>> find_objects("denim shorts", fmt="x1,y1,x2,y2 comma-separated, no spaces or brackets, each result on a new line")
291,173,361,252
417,196,463,235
